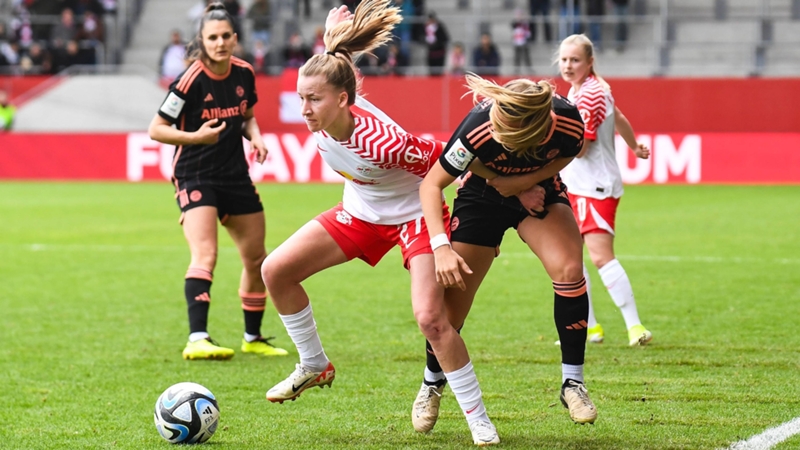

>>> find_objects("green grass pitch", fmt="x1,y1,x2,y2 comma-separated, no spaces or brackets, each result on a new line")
0,182,798,449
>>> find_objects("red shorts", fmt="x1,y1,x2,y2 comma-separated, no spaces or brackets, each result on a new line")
568,194,620,235
316,203,451,269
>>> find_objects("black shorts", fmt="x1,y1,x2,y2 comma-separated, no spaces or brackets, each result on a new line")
450,182,571,248
175,182,263,223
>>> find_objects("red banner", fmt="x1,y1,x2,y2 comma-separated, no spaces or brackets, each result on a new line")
0,132,798,183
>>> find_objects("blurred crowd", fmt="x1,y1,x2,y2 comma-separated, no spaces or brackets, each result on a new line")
0,0,116,74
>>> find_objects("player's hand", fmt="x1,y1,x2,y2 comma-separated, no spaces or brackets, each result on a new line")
433,246,472,291
250,135,269,164
487,175,531,197
633,142,650,159
517,185,546,215
325,5,353,32
194,118,226,145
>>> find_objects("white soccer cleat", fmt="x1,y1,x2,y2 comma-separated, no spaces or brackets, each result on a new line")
412,383,445,433
469,420,500,446
266,362,335,403
560,379,597,424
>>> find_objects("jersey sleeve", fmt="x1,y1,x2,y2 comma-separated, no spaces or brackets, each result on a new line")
553,98,585,158
574,81,606,141
157,63,200,124
354,116,442,177
437,110,488,177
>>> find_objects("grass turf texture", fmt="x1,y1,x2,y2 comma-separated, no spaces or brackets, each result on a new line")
0,182,798,450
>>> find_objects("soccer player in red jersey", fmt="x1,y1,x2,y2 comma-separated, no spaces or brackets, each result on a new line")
261,2,500,445
148,2,288,360
417,73,598,428
558,34,652,347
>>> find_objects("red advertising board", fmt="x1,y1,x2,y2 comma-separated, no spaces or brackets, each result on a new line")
1,132,798,184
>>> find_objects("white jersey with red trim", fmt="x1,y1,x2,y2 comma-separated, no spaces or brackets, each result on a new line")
315,96,442,225
561,75,623,199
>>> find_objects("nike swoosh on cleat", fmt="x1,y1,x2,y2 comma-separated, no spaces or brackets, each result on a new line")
291,378,312,393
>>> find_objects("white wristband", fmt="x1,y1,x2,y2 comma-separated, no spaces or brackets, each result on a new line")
429,233,451,251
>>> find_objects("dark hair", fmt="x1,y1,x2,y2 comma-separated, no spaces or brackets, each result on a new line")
186,2,236,62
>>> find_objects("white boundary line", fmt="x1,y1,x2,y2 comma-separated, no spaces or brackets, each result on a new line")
497,252,800,265
725,417,800,450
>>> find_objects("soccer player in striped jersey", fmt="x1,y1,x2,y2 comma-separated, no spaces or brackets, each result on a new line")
558,34,652,347
261,2,499,445
148,3,287,361
417,73,598,429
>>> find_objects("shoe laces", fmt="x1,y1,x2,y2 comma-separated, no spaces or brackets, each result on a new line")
565,380,593,408
252,335,278,347
415,385,442,411
205,337,222,346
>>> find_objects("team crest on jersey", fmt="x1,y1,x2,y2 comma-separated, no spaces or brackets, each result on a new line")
546,149,560,159
240,100,248,116
236,86,245,97
579,108,591,124
189,190,202,202
336,210,352,226
450,217,460,232
356,165,373,176
404,146,424,164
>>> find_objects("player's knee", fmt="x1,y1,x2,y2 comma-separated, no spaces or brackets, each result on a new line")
556,259,585,283
414,310,448,341
242,251,267,274
260,254,287,291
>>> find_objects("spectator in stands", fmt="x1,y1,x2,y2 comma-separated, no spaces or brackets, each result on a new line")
101,0,118,15
393,0,414,57
20,41,52,74
447,41,466,76
247,0,271,51
160,29,186,82
0,39,20,68
611,0,629,52
472,32,500,76
528,0,553,43
511,8,531,74
282,30,311,69
50,8,77,46
586,0,604,51
0,89,15,131
189,0,216,32
558,0,582,40
424,12,449,76
71,0,105,18
223,0,244,39
76,10,104,43
311,26,326,55
381,41,408,75
252,37,270,74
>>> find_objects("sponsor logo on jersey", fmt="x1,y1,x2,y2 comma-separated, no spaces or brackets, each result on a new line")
444,139,473,171
334,170,378,185
335,210,352,225
201,105,243,120
404,146,424,164
579,108,591,124
160,92,186,119
546,149,560,159
356,165,373,176
204,93,214,102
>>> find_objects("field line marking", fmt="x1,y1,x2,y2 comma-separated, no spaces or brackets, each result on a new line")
497,252,800,265
725,417,800,450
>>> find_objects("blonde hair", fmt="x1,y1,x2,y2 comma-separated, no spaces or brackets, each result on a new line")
465,72,554,159
299,0,401,105
557,34,608,88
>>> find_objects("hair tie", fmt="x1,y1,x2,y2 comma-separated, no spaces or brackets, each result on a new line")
327,51,337,56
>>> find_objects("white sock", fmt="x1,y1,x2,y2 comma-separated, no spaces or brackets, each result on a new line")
424,367,446,385
599,259,642,329
583,264,598,328
244,332,259,342
279,304,329,371
562,363,584,384
189,332,209,342
445,361,489,424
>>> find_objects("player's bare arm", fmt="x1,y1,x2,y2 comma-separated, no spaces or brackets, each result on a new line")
148,114,226,146
614,105,650,159
242,107,268,163
419,161,472,291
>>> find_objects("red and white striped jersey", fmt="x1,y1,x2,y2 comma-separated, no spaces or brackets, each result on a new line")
561,75,623,199
315,96,442,225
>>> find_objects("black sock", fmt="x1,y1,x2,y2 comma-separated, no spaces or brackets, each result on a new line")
185,278,212,335
424,326,461,386
243,310,264,338
553,279,589,365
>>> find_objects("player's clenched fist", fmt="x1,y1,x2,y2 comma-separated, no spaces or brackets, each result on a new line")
194,118,227,145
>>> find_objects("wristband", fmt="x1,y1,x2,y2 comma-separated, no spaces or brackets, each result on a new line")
429,233,451,250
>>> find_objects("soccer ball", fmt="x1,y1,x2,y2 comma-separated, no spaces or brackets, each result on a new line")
153,382,220,444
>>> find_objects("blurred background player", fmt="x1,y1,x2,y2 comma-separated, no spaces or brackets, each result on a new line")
558,33,652,346
148,2,288,360
261,3,500,445
415,72,597,432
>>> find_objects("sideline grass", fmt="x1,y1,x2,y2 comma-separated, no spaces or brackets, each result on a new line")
0,182,798,449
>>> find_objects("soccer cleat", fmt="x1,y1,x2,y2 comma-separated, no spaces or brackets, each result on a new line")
412,383,445,433
468,420,500,446
241,336,289,356
587,323,604,343
266,362,335,403
560,379,597,424
182,338,235,360
628,324,653,346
